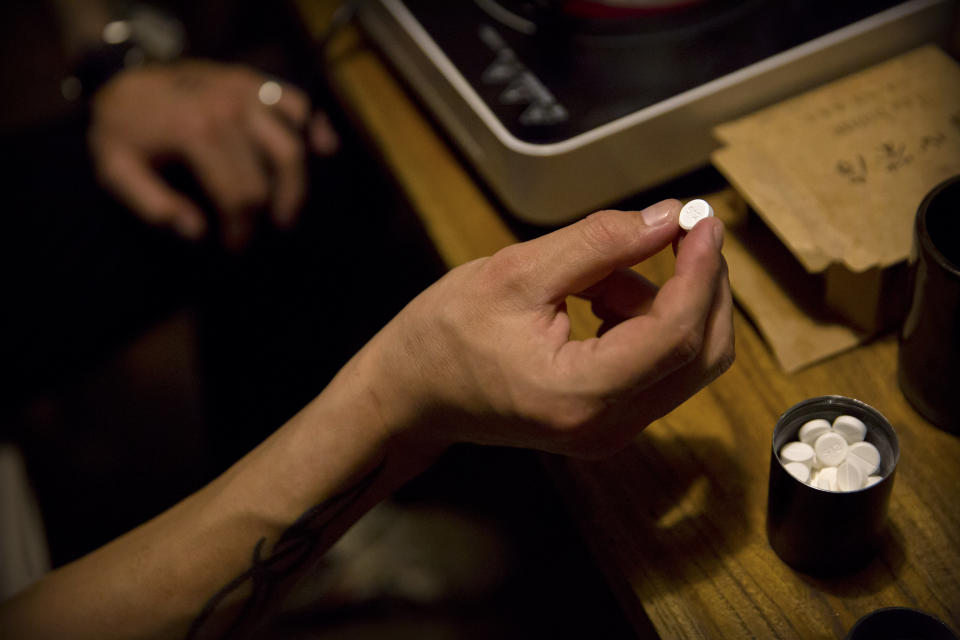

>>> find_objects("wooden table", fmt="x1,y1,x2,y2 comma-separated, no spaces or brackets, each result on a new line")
297,4,960,637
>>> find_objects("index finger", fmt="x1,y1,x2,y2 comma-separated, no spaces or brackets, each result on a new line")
510,200,681,303
557,217,726,390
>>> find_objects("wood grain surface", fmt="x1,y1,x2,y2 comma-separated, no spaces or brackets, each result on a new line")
298,4,960,637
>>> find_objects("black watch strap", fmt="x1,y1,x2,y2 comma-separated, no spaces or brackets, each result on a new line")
64,41,140,101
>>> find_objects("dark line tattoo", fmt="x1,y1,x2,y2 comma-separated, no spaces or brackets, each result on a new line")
185,462,385,640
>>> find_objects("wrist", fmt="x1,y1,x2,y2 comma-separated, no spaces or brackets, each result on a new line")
320,325,453,461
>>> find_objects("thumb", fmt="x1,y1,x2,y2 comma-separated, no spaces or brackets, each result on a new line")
517,200,680,302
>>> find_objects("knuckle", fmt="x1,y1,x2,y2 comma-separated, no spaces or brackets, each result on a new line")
486,244,524,274
670,326,705,368
481,245,530,292
579,210,632,257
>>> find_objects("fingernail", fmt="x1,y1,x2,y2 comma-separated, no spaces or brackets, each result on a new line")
640,201,673,226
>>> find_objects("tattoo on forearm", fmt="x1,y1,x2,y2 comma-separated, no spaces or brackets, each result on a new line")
185,463,385,639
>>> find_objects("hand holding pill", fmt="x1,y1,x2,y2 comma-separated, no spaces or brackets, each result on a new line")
678,199,715,231
365,200,733,459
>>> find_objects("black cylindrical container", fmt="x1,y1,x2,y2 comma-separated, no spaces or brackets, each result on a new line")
766,396,899,575
899,174,960,433
845,607,959,640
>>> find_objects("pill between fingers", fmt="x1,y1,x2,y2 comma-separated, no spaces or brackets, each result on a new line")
678,199,714,231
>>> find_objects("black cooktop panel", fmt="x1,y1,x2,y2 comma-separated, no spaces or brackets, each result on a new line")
396,0,905,143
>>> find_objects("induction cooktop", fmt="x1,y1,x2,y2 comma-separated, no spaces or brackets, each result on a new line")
359,0,957,224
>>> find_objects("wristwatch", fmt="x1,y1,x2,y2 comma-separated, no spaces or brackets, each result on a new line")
62,3,186,102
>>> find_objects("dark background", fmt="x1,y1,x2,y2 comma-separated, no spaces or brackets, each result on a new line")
0,2,635,637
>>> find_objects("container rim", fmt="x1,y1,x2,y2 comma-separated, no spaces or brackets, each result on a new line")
917,174,960,278
772,395,900,488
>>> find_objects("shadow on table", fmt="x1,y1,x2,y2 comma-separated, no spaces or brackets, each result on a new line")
555,429,752,601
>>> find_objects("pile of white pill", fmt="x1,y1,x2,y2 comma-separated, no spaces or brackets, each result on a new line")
779,415,883,491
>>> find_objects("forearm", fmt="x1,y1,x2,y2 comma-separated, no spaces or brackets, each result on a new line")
0,203,733,637
0,345,443,639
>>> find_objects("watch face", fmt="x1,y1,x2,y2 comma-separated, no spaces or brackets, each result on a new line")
126,4,186,62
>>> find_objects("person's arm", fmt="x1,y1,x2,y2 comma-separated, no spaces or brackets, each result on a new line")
0,357,431,639
0,201,733,639
51,0,338,250
88,61,338,250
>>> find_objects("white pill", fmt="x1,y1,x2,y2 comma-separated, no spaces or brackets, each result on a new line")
864,475,883,488
833,415,867,444
780,441,816,468
814,431,848,467
678,199,714,231
784,461,810,483
808,469,820,487
816,466,838,491
836,461,864,492
846,441,881,476
798,418,832,445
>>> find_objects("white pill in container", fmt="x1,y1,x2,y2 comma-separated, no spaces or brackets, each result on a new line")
780,441,815,467
814,431,848,467
815,466,838,491
847,441,881,476
775,414,886,493
784,462,811,483
836,462,864,492
833,414,867,444
798,418,831,444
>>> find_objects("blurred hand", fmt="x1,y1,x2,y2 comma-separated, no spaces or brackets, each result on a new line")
352,200,734,459
88,60,339,249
